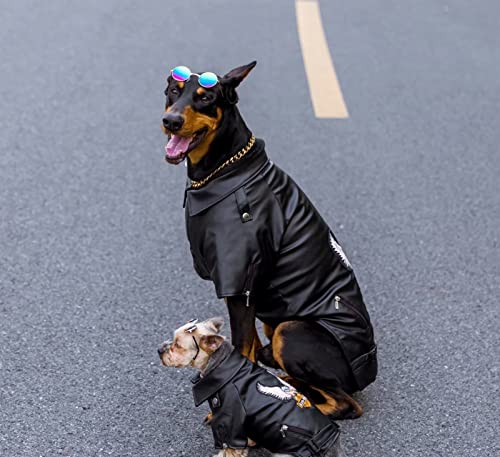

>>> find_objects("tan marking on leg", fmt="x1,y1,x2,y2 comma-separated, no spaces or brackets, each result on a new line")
271,321,301,371
271,324,286,371
263,323,274,340
241,327,262,363
310,386,363,418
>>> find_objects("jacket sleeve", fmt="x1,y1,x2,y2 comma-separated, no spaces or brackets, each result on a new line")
210,384,248,449
203,185,284,298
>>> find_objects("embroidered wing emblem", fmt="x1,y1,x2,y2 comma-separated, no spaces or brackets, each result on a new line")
256,377,312,408
329,232,352,270
256,382,294,402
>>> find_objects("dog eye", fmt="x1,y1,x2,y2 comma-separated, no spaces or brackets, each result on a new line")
170,87,179,95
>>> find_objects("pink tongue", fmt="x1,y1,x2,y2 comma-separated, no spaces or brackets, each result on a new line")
165,135,192,158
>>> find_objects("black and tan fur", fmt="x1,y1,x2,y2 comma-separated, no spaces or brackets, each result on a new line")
162,61,363,419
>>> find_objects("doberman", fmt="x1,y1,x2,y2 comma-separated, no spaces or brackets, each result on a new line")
161,61,377,420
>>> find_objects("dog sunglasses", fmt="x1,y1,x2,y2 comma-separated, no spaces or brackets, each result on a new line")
184,319,200,361
170,66,218,88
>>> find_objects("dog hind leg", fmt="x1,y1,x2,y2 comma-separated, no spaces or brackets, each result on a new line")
271,321,363,419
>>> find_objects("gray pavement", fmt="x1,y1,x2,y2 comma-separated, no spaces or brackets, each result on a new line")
1,1,499,456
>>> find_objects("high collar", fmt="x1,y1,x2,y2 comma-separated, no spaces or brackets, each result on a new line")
191,348,248,407
184,138,270,216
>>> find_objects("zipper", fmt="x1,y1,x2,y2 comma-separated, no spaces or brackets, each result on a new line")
280,424,312,439
334,295,369,328
243,263,257,308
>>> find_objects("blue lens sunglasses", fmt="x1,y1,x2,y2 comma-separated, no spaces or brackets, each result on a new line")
171,66,218,88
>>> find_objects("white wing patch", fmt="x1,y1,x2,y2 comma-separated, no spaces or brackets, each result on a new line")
256,382,294,402
329,232,352,270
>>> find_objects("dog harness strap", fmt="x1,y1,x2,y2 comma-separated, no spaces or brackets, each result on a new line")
191,336,200,361
234,188,252,223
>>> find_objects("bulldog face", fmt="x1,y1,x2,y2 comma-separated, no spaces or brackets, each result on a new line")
158,317,225,370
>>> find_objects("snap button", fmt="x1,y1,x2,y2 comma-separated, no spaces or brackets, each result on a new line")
242,212,251,222
222,443,228,449
212,397,219,407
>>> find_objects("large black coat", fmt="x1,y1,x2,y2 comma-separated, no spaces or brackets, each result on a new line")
192,346,340,456
184,139,377,391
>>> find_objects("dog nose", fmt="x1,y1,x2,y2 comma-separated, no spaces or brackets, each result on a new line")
162,113,184,132
158,341,171,356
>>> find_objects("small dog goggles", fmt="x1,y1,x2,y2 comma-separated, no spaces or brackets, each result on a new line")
171,66,218,88
184,319,200,361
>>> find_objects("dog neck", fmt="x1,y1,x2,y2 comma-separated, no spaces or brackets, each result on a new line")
187,105,251,182
200,340,233,377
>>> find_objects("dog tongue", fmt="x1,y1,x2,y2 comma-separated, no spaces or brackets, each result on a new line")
165,135,192,158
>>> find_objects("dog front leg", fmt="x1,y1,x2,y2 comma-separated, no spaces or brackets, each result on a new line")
213,449,249,457
226,296,262,363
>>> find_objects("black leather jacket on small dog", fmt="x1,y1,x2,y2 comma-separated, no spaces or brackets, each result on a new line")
184,139,377,391
192,344,340,456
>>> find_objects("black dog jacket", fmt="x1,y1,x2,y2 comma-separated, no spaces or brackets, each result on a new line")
192,345,340,456
184,139,377,391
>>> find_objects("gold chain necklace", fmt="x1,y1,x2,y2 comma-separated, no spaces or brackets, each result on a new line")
190,135,256,189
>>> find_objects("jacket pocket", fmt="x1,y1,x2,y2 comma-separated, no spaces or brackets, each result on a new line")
280,424,313,439
334,295,370,330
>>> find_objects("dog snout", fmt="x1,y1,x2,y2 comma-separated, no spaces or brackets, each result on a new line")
158,341,171,356
162,113,184,132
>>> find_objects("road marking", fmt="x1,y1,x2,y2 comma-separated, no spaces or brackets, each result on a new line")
295,0,349,118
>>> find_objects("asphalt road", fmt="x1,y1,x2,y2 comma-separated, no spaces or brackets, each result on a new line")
1,1,499,456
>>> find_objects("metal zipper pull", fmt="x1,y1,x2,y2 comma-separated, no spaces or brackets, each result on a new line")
245,290,250,307
280,424,288,438
335,296,340,310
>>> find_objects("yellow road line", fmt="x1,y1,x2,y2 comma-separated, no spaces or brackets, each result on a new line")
296,0,349,118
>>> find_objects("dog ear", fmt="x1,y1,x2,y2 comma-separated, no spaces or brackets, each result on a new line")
221,61,257,104
205,317,224,333
199,334,225,355
164,74,174,107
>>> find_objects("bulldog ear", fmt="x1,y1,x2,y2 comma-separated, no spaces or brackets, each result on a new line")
205,317,224,333
221,61,257,104
199,334,225,355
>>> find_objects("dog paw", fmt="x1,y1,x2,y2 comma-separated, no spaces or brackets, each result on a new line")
328,404,363,420
203,412,214,426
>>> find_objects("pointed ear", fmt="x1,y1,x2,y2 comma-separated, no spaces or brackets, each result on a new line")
205,317,224,333
221,61,257,104
199,334,225,355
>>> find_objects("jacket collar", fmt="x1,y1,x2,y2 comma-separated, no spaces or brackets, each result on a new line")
184,138,270,216
191,347,247,406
